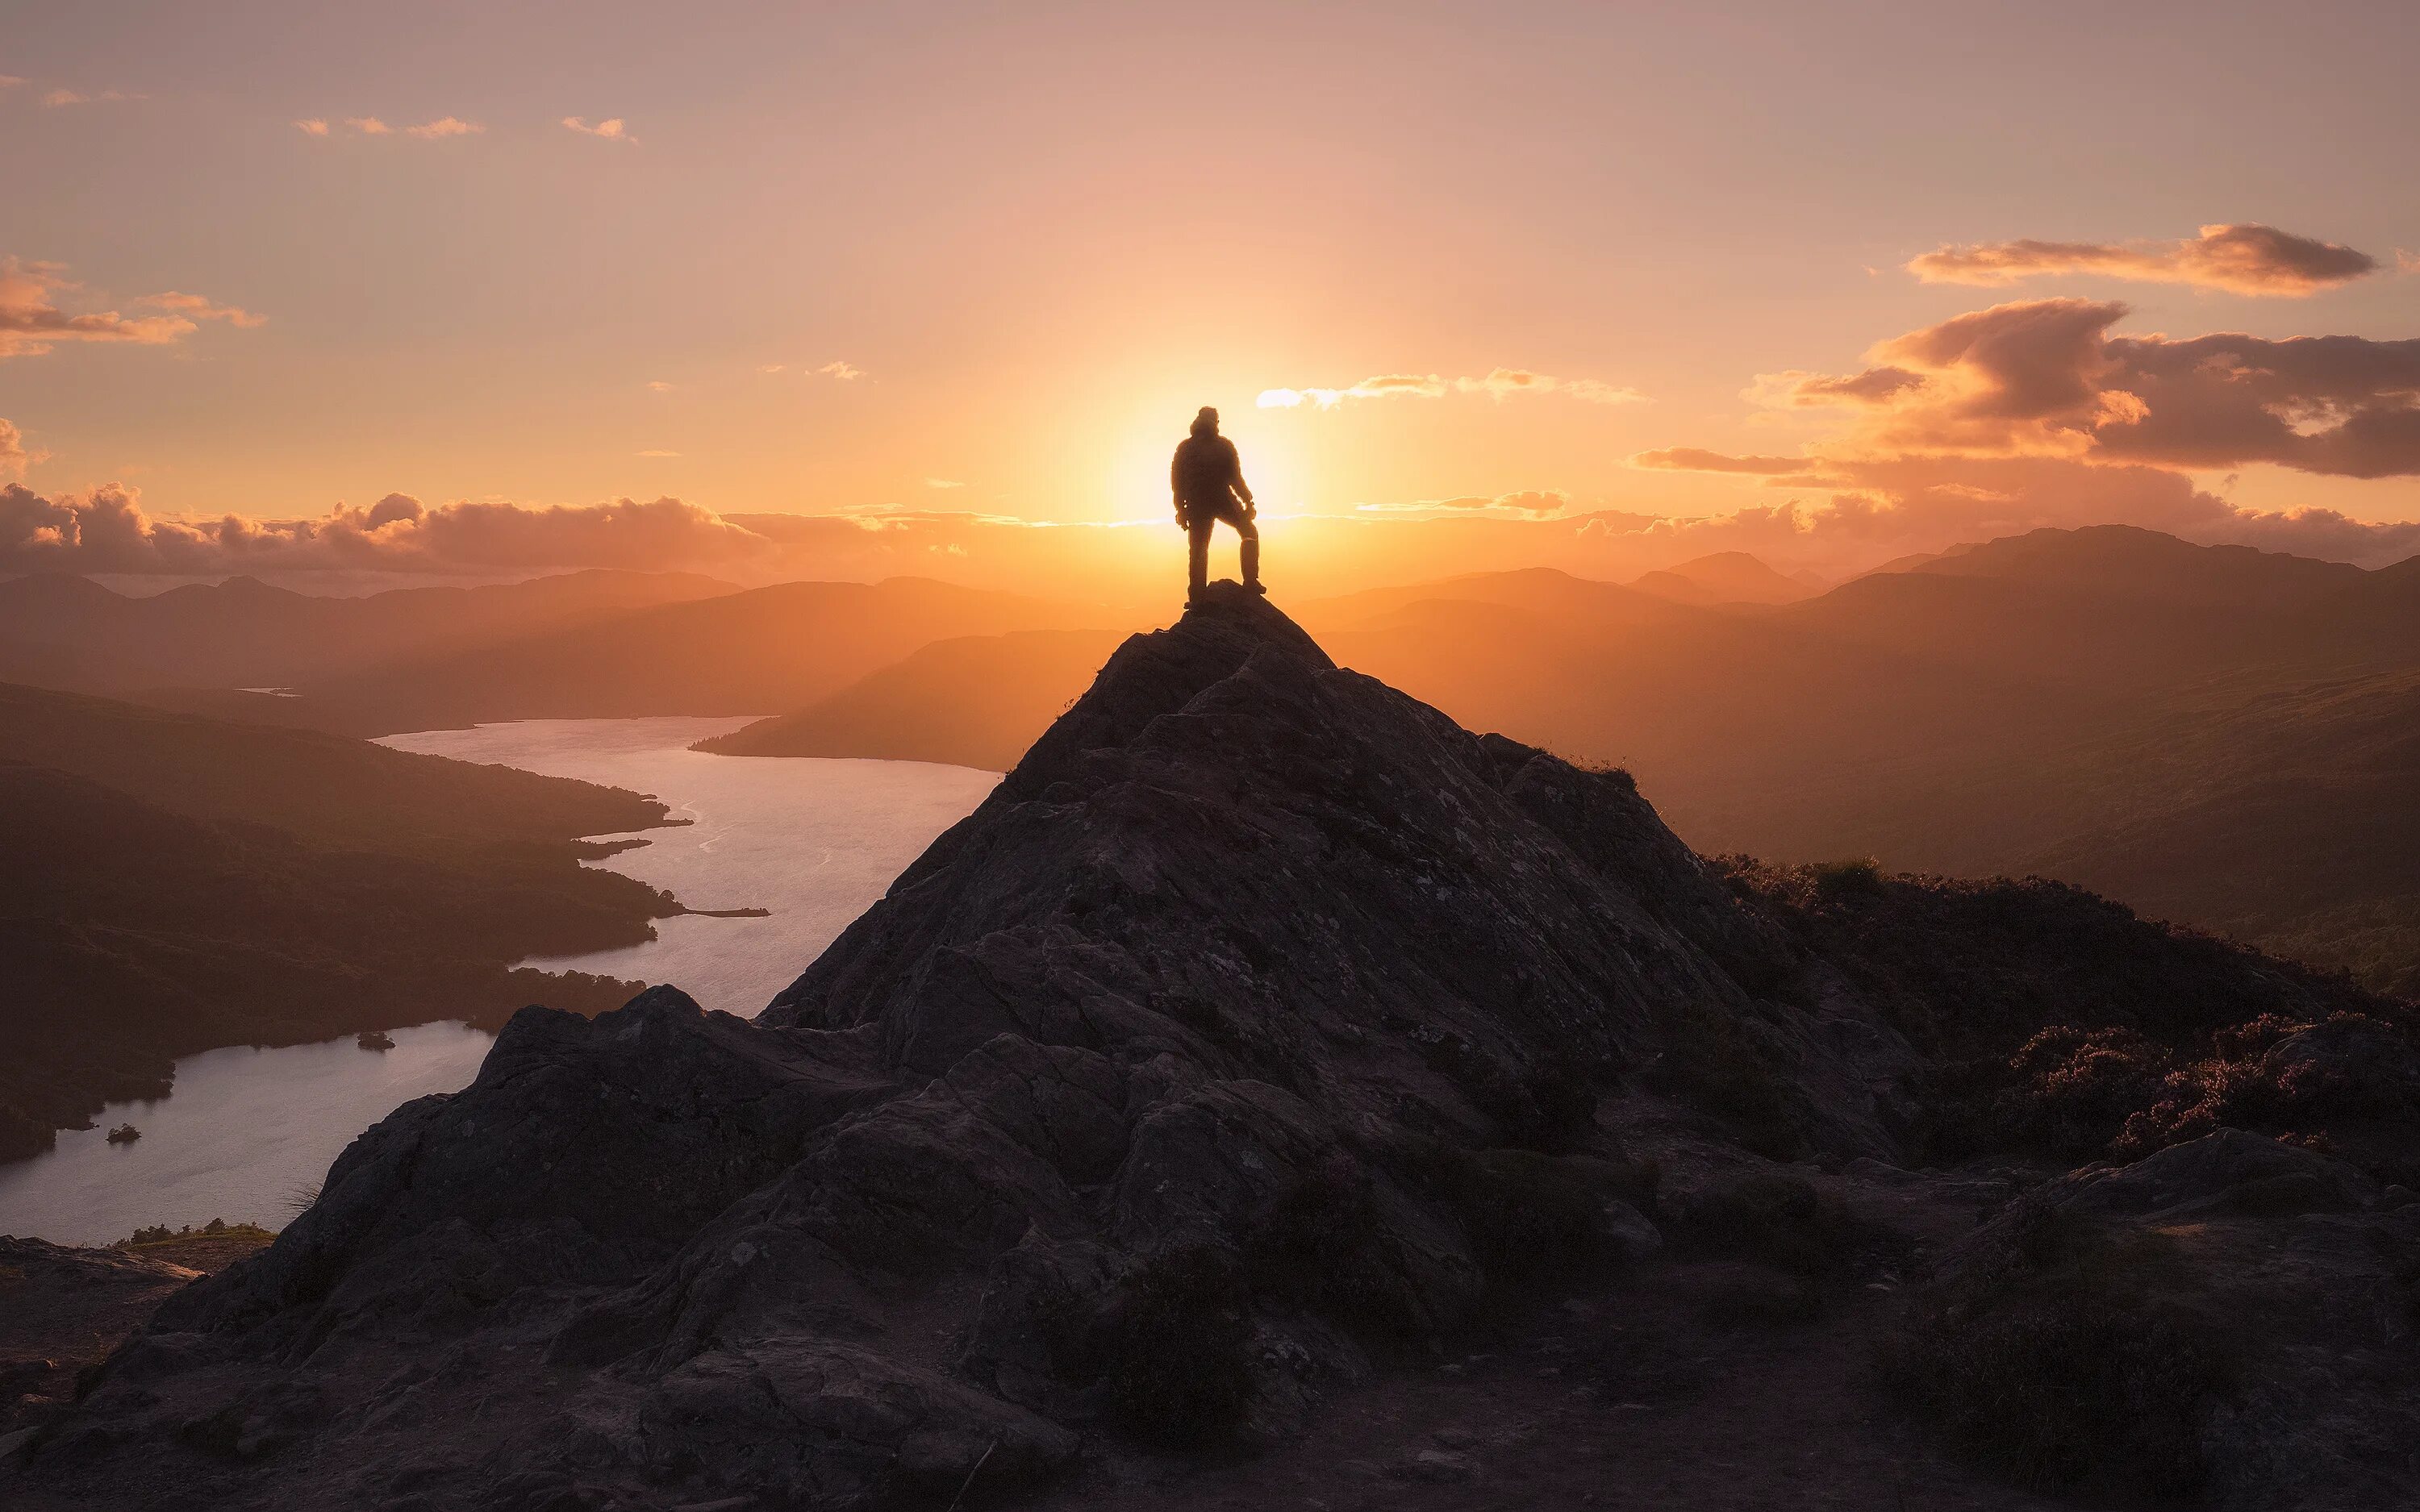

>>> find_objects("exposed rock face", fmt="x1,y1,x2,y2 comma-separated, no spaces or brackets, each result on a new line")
13,584,2418,1510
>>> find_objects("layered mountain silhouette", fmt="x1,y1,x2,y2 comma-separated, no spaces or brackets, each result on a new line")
0,682,679,1161
697,627,1129,770
0,569,735,703
292,577,1110,735
686,527,2420,991
17,586,2420,1510
1625,550,1818,606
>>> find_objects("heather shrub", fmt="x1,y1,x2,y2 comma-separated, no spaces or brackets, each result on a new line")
1884,1292,2219,1497
1809,856,1884,900
2000,1026,2174,1157
1882,1210,2225,1499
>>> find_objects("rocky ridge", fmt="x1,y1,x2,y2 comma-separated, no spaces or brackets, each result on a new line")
10,583,2420,1511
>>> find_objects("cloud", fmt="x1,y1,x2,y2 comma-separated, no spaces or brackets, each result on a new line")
757,363,787,373
1732,298,2420,477
645,380,674,392
0,260,201,359
319,115,480,141
0,77,23,90
562,116,636,144
1464,368,1649,405
1604,453,2420,571
1258,368,1646,410
0,486,784,575
635,449,680,457
1355,489,1571,516
816,360,863,380
139,291,266,328
0,419,27,480
1630,448,1815,475
1907,223,2377,297
1750,366,1925,408
924,477,965,489
41,88,139,108
1634,292,2420,571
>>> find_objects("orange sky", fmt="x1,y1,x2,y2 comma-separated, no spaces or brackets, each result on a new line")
5,2,2419,590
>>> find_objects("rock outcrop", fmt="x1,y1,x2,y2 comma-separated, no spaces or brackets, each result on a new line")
13,584,2419,1511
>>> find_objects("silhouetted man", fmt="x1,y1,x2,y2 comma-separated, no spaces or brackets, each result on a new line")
1171,406,1261,600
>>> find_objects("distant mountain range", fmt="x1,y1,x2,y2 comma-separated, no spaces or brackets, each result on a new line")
666,531,2420,994
0,568,736,698
6,530,2417,992
298,576,1108,734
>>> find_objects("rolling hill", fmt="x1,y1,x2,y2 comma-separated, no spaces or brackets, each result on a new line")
0,569,737,697
673,528,2420,992
295,576,1112,735
0,683,682,1163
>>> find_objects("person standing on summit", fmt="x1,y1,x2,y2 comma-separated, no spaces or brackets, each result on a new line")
1171,406,1262,600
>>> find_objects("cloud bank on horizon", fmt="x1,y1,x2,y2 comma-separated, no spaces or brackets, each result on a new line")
1621,249,2420,569
4,198,2416,583
1906,223,2381,297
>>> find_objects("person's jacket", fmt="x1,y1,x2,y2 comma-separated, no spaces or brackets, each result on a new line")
1171,433,1253,514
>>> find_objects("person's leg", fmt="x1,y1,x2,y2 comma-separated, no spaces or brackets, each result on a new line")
1235,512,1261,590
1187,514,1212,598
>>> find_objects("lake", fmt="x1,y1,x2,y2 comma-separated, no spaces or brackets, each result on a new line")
0,719,996,1245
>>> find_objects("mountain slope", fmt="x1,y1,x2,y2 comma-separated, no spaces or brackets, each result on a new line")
0,680,665,854
0,682,682,1160
302,576,1104,733
0,569,737,695
0,764,666,1160
1628,551,1814,606
23,585,2420,1511
695,627,1129,769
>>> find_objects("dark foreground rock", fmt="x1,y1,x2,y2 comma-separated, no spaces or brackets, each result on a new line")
13,584,2420,1511
1,1229,273,1452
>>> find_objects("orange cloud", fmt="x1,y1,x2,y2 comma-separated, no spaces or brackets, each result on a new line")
41,88,139,107
404,116,482,140
1258,368,1645,410
1354,489,1571,516
1725,298,2420,477
293,119,330,136
1908,223,2377,297
816,360,863,380
0,486,780,575
563,116,636,143
1630,448,1815,475
344,117,392,135
0,419,27,480
140,291,266,328
0,260,198,359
